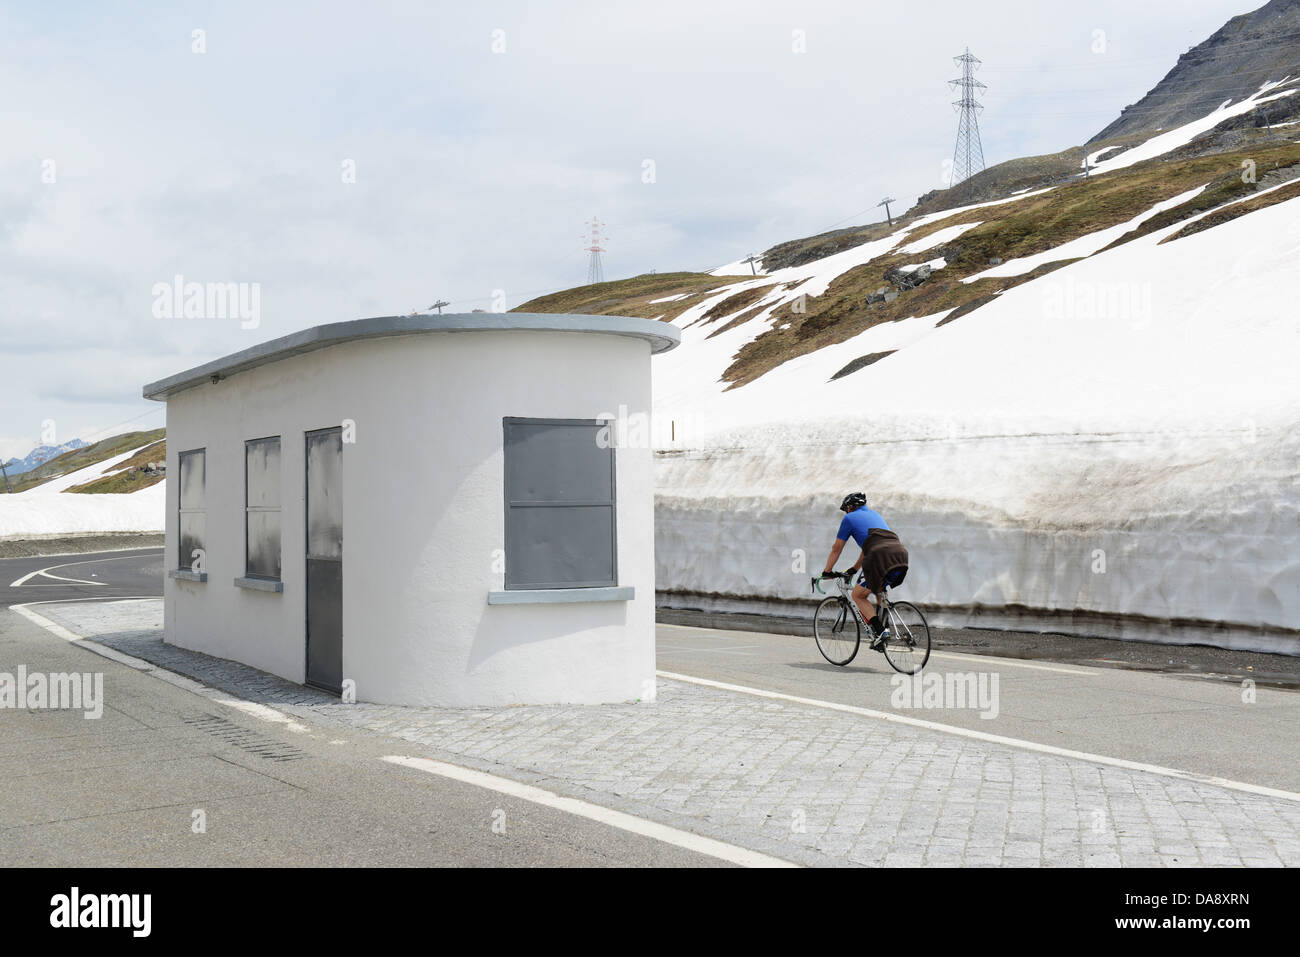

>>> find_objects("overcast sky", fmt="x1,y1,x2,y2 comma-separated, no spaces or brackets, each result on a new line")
0,0,1263,461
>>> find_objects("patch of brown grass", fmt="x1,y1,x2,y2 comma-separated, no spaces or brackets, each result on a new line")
1160,176,1300,244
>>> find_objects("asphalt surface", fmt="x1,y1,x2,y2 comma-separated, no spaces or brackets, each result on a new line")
657,623,1300,794
2,546,730,866
660,607,1300,689
4,546,1299,865
4,547,164,604
0,603,722,867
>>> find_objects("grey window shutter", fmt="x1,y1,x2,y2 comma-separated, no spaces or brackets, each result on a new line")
503,418,616,589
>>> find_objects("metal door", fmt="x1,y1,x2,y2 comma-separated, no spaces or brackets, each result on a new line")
305,428,343,693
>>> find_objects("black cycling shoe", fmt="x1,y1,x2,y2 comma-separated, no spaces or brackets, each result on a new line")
867,616,886,651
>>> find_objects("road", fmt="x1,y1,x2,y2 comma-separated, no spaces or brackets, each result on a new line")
1,547,726,866
0,607,725,867
4,547,163,604
657,622,1300,794
4,546,1298,865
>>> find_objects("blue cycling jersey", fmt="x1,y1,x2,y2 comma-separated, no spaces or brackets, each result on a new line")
836,506,890,549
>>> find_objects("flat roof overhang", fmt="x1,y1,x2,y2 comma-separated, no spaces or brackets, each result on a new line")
142,313,681,401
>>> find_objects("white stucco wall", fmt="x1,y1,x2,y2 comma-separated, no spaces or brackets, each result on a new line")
161,327,656,706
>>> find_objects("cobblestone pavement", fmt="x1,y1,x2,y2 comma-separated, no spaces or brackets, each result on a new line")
28,600,1300,868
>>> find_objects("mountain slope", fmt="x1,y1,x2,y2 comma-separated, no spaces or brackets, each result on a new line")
0,431,167,540
515,14,1300,650
1091,0,1300,144
520,136,1300,389
3,430,164,494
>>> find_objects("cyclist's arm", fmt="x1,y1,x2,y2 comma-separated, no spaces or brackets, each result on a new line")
845,547,864,578
823,538,848,575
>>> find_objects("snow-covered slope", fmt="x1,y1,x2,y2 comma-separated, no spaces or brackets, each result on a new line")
0,442,165,539
710,256,766,276
652,190,1300,652
1087,78,1300,176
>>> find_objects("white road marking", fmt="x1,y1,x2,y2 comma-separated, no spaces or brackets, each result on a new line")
657,670,1300,804
11,568,103,587
9,552,148,587
220,699,311,734
925,650,1097,676
664,644,766,655
382,755,798,868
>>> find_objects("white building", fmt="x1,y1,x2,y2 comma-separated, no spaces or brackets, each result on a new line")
143,313,679,707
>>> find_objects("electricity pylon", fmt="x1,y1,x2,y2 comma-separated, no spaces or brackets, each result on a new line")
949,47,987,185
584,217,607,285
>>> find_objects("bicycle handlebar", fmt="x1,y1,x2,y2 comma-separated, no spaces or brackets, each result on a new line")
811,571,854,594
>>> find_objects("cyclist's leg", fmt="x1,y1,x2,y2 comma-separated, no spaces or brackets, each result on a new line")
850,580,877,624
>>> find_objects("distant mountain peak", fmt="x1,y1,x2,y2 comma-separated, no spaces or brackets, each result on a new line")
3,438,90,474
1090,0,1300,144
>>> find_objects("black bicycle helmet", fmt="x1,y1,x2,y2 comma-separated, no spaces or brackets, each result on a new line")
840,492,866,512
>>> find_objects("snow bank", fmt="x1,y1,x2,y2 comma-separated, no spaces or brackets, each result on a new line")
0,482,165,539
0,442,166,539
653,192,1300,650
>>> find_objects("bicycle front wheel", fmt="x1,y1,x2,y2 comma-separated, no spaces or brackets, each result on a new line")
882,601,931,675
814,596,860,666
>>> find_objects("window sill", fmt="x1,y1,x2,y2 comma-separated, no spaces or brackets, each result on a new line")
234,576,284,593
487,586,634,605
169,569,207,583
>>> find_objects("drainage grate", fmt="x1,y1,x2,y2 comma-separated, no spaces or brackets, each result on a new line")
181,713,308,763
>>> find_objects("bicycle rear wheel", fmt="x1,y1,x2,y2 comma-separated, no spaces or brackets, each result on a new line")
814,596,860,666
882,601,931,675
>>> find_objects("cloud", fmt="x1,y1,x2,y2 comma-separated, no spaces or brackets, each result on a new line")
0,0,1257,446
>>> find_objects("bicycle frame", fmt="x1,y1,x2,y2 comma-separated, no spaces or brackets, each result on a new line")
814,576,893,633
811,573,929,673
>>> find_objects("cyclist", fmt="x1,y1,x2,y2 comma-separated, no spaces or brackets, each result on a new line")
820,492,909,648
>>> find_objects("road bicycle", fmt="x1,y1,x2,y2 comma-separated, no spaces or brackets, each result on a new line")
810,572,931,674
